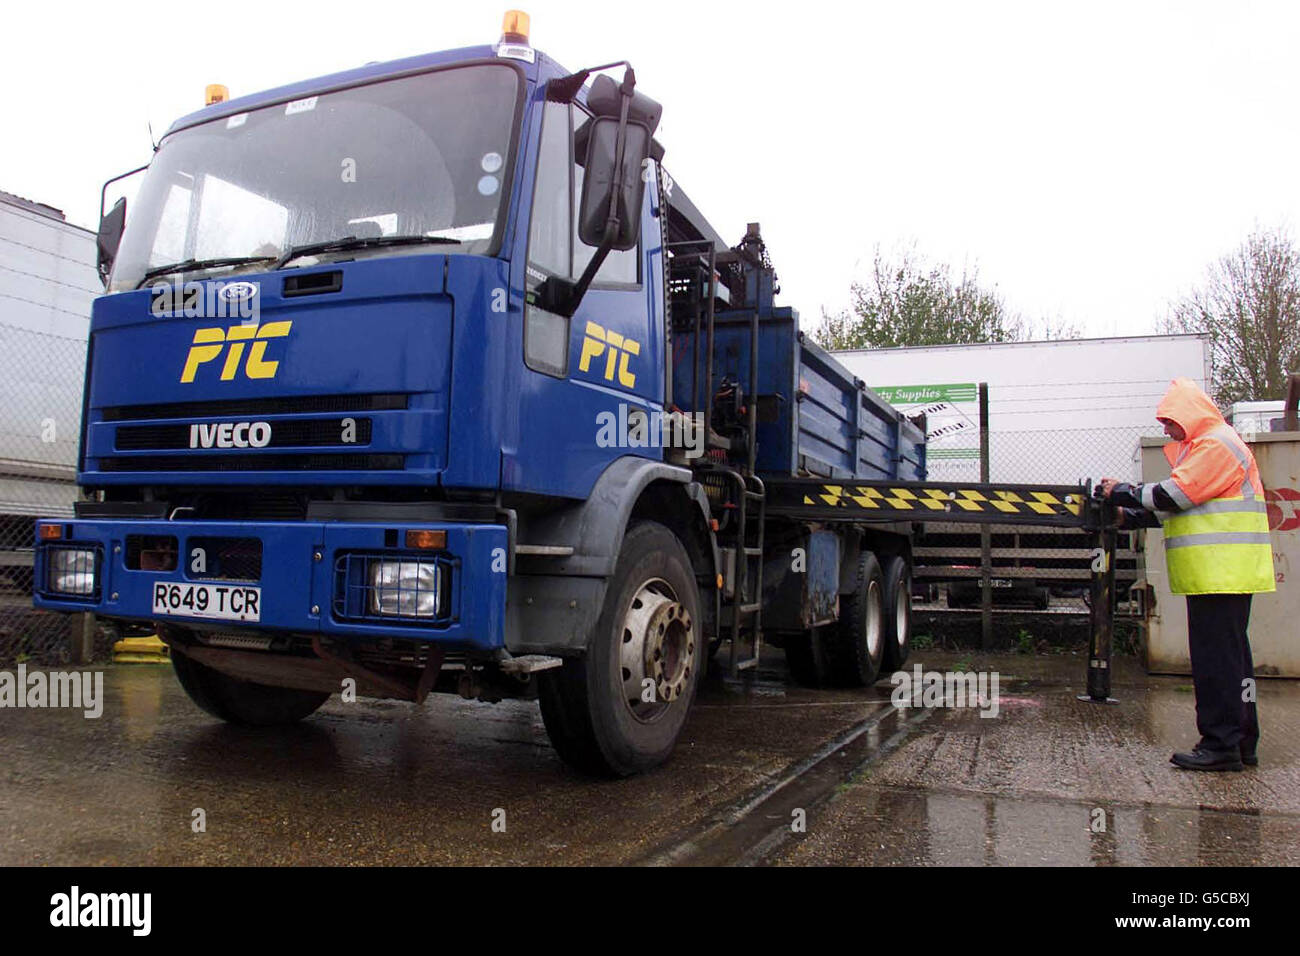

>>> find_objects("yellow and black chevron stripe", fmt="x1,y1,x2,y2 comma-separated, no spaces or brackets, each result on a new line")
800,484,1083,518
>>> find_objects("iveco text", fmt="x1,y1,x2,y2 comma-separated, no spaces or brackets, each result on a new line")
188,421,272,448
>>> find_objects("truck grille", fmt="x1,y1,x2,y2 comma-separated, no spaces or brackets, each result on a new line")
187,536,263,582
99,453,404,472
102,393,407,422
115,417,374,450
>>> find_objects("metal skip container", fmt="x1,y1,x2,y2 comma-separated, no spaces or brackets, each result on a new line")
1140,432,1300,677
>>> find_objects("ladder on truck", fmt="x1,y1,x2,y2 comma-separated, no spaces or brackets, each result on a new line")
668,238,765,677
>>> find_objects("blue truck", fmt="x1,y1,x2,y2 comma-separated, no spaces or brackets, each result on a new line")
34,12,1046,776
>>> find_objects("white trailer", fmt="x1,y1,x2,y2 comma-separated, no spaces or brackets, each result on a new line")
1229,400,1287,438
0,190,99,586
832,334,1213,485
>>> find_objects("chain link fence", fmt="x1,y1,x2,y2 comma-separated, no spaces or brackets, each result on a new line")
0,321,113,666
913,419,1166,648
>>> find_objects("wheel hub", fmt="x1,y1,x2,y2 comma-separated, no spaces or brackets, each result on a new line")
620,580,694,710
865,580,883,658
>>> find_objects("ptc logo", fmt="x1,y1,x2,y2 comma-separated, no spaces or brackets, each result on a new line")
578,321,640,388
181,321,292,383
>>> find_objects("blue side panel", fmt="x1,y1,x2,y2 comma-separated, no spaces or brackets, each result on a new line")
671,310,926,482
799,335,926,482
796,341,860,477
443,256,511,491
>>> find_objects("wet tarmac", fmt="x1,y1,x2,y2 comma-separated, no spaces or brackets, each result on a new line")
0,656,891,865
1,649,1296,866
772,651,1300,866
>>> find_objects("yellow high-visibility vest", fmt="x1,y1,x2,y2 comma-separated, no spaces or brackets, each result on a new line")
1160,425,1275,595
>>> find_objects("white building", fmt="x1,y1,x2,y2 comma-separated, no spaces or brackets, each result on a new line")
835,334,1212,485
0,190,99,517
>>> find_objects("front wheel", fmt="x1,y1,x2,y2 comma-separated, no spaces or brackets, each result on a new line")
538,521,703,777
171,650,329,726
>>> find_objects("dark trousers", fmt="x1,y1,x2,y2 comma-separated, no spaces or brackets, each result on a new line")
1186,594,1258,753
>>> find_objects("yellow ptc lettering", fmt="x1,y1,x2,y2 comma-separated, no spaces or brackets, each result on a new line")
617,338,640,387
243,342,275,379
579,321,606,373
602,331,626,381
244,321,293,379
181,328,226,383
255,321,293,339
220,325,258,381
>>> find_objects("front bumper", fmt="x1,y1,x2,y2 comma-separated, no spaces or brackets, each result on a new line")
32,518,507,651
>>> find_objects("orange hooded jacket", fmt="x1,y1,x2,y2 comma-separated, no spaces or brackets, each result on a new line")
1154,378,1264,509
1145,378,1275,595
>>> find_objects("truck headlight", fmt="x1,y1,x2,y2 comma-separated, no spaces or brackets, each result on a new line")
369,560,445,618
49,548,97,596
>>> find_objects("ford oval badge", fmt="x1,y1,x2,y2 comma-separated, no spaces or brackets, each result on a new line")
219,281,259,302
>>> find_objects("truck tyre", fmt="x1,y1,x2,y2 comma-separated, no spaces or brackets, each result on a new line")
538,521,703,777
881,555,912,672
825,551,885,687
172,651,329,726
784,627,832,687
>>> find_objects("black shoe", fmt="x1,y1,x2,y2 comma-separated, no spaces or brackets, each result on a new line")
1240,743,1258,767
1171,748,1243,772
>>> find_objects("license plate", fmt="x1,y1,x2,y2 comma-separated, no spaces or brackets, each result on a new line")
152,582,261,622
990,579,1013,588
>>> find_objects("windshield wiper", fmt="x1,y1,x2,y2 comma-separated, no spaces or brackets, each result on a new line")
273,234,462,270
135,256,277,289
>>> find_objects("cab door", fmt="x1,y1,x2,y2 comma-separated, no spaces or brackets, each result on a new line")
507,98,663,499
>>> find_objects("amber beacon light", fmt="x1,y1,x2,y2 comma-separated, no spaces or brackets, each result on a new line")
501,10,530,44
205,84,229,106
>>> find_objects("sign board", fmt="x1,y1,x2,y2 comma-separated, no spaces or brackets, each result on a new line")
873,383,978,405
874,384,980,476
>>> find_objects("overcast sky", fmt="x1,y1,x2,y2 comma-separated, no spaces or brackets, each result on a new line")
5,1,1298,337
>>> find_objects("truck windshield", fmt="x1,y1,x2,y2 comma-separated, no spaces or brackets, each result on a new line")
110,63,521,291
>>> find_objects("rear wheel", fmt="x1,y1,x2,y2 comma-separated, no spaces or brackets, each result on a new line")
881,555,912,672
538,521,703,777
784,626,833,687
825,552,886,687
171,650,329,726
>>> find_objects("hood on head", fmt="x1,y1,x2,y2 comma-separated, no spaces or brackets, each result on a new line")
1155,377,1224,440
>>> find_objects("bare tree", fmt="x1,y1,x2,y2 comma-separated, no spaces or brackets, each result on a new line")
815,243,1078,350
1162,226,1300,404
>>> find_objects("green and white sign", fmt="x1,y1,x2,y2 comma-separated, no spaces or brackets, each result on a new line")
873,383,979,404
873,382,980,475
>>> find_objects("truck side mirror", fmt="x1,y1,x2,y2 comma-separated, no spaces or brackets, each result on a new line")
96,196,127,287
532,70,660,318
577,117,651,252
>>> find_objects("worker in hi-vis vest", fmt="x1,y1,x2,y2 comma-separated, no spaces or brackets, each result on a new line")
1101,377,1275,772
